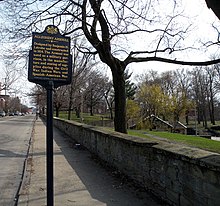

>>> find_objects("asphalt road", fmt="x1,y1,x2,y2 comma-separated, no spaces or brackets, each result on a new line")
0,114,35,206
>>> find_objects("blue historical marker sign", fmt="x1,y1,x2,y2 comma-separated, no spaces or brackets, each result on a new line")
28,25,72,87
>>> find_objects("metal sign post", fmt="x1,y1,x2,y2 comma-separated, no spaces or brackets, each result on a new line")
28,25,72,206
46,81,54,206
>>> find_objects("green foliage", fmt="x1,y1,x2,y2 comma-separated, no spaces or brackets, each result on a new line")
138,84,173,117
126,99,140,125
124,70,137,100
136,119,152,130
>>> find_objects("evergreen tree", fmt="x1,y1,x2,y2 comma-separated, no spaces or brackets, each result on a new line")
124,70,137,100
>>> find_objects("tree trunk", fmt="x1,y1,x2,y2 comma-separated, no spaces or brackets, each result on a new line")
211,99,215,125
68,87,73,120
112,68,127,133
75,106,81,118
68,106,71,120
210,88,215,125
42,106,45,115
109,107,114,120
197,107,201,125
55,106,59,117
89,92,93,116
185,110,189,125
202,106,207,128
90,106,93,116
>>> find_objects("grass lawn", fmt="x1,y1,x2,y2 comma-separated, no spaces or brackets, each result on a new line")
57,111,220,154
128,130,220,154
58,111,108,122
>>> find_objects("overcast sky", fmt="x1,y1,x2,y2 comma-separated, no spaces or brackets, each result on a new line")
128,0,220,76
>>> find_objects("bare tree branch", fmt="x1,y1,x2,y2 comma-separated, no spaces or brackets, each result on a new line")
125,55,220,66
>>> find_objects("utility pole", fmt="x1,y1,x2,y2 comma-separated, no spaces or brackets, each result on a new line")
4,78,7,96
195,104,197,136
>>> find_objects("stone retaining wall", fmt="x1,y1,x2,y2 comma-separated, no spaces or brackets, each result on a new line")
53,117,220,206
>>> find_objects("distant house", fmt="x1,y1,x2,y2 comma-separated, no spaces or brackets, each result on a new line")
0,95,10,112
0,97,5,111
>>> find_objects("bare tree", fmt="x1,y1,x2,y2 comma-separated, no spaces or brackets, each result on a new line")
190,68,210,128
29,84,46,114
53,86,68,117
172,69,192,126
204,66,218,125
83,70,110,116
0,61,19,95
8,96,20,113
67,38,98,119
1,1,220,133
67,51,98,119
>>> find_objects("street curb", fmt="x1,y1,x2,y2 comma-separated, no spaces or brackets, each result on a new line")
15,118,36,206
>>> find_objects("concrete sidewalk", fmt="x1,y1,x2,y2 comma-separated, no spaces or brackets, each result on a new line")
18,118,162,206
